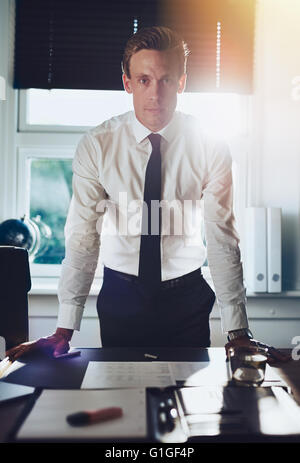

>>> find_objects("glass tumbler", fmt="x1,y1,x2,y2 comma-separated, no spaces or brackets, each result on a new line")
228,345,268,387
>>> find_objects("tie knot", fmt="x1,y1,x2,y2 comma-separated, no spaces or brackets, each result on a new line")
148,133,161,150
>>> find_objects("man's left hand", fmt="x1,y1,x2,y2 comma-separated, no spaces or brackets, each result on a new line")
225,336,291,365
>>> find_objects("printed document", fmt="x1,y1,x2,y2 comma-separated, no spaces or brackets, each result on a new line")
81,361,175,389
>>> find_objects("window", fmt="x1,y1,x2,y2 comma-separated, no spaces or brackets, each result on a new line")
29,157,72,265
17,89,250,279
17,148,74,277
20,88,245,137
19,89,133,132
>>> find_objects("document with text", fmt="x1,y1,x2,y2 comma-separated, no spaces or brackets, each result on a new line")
81,361,176,389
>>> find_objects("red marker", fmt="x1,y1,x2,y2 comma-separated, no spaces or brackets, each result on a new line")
66,407,123,426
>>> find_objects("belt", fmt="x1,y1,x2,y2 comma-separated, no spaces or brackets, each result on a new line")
104,267,202,290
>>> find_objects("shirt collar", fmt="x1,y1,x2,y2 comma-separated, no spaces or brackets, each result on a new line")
132,111,178,144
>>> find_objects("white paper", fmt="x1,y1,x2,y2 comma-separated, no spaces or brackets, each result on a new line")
0,359,26,379
17,388,146,440
169,361,231,385
169,362,286,386
179,386,231,415
81,361,176,389
169,362,210,380
264,364,287,385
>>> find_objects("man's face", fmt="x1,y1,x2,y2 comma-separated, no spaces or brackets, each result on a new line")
123,49,186,132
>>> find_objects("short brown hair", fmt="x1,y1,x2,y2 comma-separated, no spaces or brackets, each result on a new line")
122,26,190,78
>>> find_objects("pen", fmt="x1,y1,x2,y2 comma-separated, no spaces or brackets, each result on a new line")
54,350,81,359
66,406,123,426
144,353,158,359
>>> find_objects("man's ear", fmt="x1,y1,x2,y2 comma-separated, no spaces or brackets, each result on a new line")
177,73,187,94
122,73,133,94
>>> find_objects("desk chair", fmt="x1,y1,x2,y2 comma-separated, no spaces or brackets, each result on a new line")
0,246,31,350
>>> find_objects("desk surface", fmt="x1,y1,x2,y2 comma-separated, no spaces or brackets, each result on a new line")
0,347,299,443
1,346,220,389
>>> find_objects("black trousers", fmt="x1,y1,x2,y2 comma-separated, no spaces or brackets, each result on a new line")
97,267,216,348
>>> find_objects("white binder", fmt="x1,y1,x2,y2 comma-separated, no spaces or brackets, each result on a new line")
0,336,5,361
245,207,267,292
267,208,282,293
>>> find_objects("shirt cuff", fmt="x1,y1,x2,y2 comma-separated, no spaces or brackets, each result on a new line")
220,303,249,333
56,304,84,331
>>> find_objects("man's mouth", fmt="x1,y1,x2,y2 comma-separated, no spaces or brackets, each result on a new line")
145,108,163,113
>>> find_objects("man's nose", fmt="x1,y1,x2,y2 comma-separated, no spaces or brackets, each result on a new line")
149,81,161,100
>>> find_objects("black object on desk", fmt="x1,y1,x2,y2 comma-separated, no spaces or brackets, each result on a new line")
0,246,31,350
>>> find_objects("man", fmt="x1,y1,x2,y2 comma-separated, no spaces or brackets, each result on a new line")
8,26,288,363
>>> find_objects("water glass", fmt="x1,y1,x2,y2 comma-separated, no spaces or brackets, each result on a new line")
228,345,268,387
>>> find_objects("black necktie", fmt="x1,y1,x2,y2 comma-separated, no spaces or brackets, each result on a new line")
138,133,162,287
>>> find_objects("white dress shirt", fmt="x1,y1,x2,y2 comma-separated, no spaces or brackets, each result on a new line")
57,110,249,333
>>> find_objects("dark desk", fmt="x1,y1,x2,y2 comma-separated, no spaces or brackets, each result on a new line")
1,347,300,443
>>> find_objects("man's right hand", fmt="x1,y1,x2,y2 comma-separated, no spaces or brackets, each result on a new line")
6,328,74,362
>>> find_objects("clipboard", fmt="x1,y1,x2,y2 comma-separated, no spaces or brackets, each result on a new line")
147,385,300,442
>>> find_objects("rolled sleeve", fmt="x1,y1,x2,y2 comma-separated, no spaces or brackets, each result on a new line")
56,304,84,331
219,303,249,333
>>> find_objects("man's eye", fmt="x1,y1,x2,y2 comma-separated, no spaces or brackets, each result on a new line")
139,79,148,85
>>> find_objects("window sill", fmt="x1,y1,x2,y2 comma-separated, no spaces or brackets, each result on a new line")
29,277,103,296
29,276,300,299
246,291,300,298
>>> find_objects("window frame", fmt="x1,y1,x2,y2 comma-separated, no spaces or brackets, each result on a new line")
18,90,90,133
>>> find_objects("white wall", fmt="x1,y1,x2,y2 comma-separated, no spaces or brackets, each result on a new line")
251,0,300,291
0,0,17,220
0,0,9,191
